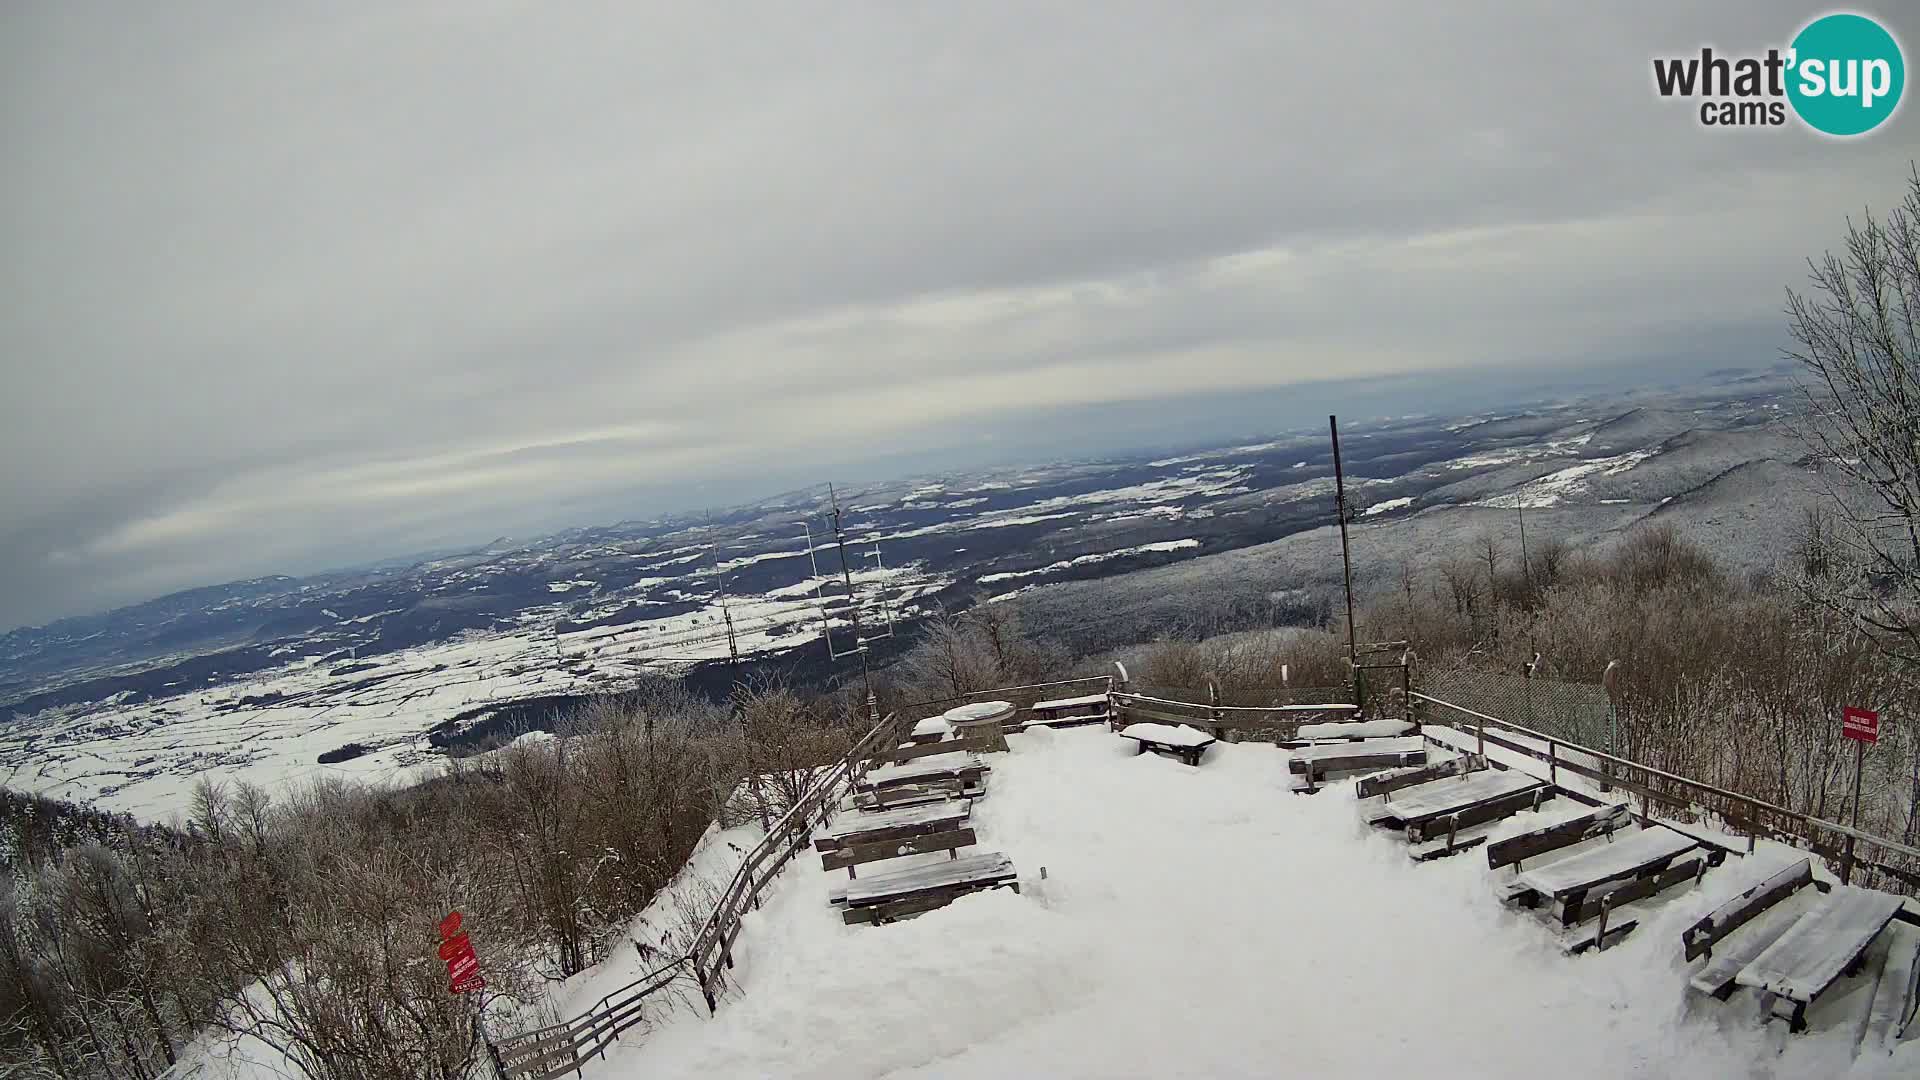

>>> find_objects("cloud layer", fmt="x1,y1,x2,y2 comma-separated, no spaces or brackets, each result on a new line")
2,1,1914,628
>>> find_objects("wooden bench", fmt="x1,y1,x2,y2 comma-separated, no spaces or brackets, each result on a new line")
1027,693,1111,728
1487,804,1632,872
833,852,1019,925
1681,858,1814,962
822,828,977,879
1864,927,1920,1055
857,756,990,793
1286,718,1415,745
1356,756,1477,800
1118,722,1217,766
1368,768,1539,832
873,733,1008,767
815,800,970,853
851,776,988,811
1508,826,1698,929
1735,885,1905,1032
1289,736,1427,780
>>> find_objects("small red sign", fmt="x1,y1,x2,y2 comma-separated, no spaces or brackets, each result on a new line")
437,910,482,995
1843,706,1880,744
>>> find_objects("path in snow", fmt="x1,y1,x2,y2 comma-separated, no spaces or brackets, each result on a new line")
602,727,1916,1079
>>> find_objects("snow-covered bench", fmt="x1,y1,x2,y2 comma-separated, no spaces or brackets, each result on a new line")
1027,693,1111,728
816,800,972,854
831,852,1020,925
1508,826,1700,931
1289,735,1427,781
1735,885,1905,1032
1118,722,1217,767
1289,718,1415,743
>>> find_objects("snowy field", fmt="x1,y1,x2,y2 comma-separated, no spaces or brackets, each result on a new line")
577,726,1916,1079
3,563,944,820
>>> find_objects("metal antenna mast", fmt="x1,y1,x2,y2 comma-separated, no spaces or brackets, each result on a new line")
1329,415,1359,664
703,511,742,670
828,484,880,723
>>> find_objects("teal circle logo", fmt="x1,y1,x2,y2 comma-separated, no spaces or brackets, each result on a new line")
1787,13,1905,136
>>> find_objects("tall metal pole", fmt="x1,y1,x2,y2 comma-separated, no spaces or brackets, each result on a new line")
1329,415,1359,667
829,485,881,724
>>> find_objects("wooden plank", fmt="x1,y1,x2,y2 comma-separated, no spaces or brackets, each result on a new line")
1356,756,1477,799
1407,831,1491,862
820,827,977,872
1864,929,1920,1054
1737,885,1905,1007
1564,857,1702,924
1289,740,1428,779
1487,804,1632,872
1681,858,1813,961
1513,827,1696,901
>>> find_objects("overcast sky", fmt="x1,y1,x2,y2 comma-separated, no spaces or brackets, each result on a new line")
1,2,1914,631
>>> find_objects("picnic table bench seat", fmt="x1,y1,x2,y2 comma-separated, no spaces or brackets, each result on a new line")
815,800,971,852
850,776,988,811
1119,722,1216,766
1735,885,1905,1032
1288,736,1427,779
1027,693,1111,728
858,755,989,792
828,851,1019,924
1291,718,1415,743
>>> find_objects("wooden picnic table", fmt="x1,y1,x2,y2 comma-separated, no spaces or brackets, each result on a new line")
1118,722,1217,766
1735,885,1905,1031
859,755,989,791
815,800,970,852
1372,767,1538,827
1028,693,1111,727
907,716,950,744
1290,735,1426,772
834,851,1020,924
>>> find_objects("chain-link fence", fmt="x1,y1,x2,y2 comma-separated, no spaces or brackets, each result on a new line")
1416,666,1613,753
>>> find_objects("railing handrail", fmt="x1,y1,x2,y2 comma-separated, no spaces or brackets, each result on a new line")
1410,690,1920,865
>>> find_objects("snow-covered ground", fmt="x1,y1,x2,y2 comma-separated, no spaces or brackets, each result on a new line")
5,562,946,820
585,726,1916,1078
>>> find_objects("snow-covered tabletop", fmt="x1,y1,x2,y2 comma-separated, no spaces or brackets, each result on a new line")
1735,885,1905,1002
1375,767,1537,821
1118,722,1215,748
823,800,970,841
1031,693,1109,712
843,851,1017,906
944,700,1016,728
1513,826,1695,898
911,716,951,738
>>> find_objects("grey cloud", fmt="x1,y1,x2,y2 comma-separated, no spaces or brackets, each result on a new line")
1,1,1915,628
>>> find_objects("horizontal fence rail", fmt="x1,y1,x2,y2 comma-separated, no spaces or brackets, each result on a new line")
1412,690,1920,894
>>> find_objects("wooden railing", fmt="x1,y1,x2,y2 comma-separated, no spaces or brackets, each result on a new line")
1110,690,1360,742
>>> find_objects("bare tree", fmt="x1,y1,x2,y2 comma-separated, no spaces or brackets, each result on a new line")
1789,163,1920,666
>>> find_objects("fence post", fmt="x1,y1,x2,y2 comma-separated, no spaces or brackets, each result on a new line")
1207,676,1225,743
1601,660,1621,794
